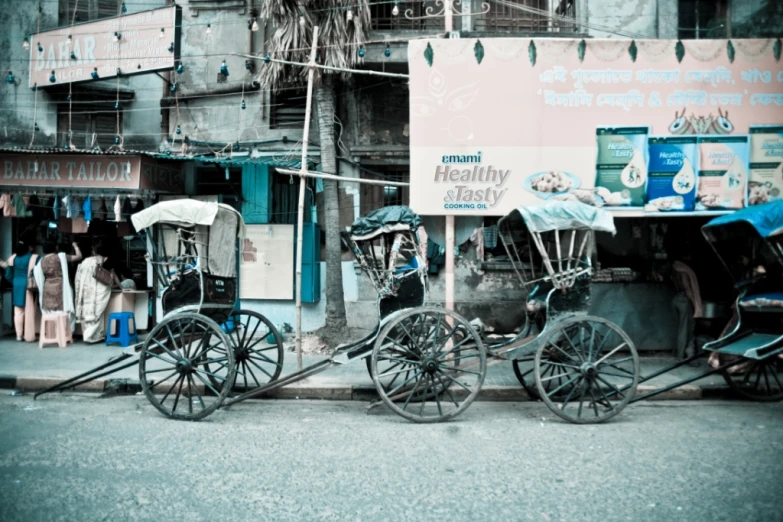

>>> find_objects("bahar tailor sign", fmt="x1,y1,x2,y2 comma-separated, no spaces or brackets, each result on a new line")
408,38,783,216
28,5,180,87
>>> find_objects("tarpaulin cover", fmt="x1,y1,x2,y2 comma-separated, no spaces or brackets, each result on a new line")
349,205,423,239
131,199,245,236
511,201,616,235
703,200,783,239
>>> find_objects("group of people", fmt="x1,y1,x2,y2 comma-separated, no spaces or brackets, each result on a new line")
2,239,135,344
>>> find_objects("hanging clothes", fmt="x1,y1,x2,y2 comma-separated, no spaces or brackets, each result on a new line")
483,225,499,250
11,193,27,217
28,194,44,222
1,194,14,217
82,196,92,222
470,228,485,262
113,196,122,222
95,199,108,221
53,196,60,221
426,240,446,275
122,197,145,233
66,196,80,219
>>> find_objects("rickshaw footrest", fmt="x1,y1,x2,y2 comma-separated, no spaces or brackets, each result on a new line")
711,333,782,360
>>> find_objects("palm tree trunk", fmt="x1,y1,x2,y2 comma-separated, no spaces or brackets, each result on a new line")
315,74,347,328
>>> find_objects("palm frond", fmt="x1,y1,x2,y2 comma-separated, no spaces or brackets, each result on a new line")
258,0,372,90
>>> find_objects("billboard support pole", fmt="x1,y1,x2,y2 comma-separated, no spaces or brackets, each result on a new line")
295,26,319,373
444,4,455,313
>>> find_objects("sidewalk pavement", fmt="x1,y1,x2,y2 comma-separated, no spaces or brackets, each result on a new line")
0,338,732,401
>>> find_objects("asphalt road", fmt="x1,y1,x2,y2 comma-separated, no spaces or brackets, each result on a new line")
0,394,781,522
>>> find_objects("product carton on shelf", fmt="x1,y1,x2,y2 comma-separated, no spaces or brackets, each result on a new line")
645,136,698,212
595,126,649,207
696,135,749,210
749,125,783,205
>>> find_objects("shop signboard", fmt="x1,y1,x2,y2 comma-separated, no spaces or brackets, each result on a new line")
1,154,180,191
28,5,180,88
408,38,783,215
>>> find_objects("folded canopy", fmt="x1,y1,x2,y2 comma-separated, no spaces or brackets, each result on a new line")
703,200,783,240
349,205,423,240
508,201,616,235
131,199,245,236
131,199,245,278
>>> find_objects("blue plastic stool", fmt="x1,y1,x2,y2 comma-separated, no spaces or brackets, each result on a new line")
106,312,139,347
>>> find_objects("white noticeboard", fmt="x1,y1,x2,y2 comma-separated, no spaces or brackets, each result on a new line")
239,224,294,300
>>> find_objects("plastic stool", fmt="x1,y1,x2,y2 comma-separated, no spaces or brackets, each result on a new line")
39,313,73,349
106,312,138,347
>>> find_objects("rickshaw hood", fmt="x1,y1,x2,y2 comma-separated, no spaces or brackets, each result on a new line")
511,201,616,235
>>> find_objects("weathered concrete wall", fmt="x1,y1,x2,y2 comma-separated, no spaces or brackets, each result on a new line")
171,1,302,146
586,0,658,38
2,0,59,147
0,0,164,150
344,76,409,150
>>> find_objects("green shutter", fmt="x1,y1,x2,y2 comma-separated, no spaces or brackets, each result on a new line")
241,163,270,224
296,222,321,303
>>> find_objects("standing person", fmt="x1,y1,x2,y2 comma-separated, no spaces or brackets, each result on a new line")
74,242,119,343
33,241,82,332
2,242,38,341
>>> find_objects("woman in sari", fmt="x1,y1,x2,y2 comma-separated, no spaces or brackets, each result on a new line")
74,242,119,343
33,241,83,333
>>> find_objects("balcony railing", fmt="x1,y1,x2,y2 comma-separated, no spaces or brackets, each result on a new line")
370,0,579,34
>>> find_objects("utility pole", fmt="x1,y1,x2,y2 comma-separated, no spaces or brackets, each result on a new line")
295,25,319,372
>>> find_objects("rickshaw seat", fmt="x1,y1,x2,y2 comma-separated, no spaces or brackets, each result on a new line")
740,292,783,309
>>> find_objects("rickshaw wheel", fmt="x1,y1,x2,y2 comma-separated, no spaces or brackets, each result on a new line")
535,316,639,424
721,356,783,402
371,307,487,423
512,356,542,399
140,313,237,421
204,310,284,393
510,313,545,399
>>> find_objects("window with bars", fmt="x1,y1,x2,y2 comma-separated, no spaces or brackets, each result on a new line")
59,0,122,24
678,0,729,39
473,0,578,33
270,86,307,130
57,102,121,150
360,166,409,214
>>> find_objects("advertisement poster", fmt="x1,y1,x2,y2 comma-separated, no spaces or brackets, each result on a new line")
408,38,783,216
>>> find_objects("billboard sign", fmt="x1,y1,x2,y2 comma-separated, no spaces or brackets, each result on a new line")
28,5,180,88
408,38,783,215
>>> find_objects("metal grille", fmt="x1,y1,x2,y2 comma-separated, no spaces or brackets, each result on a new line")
370,1,445,31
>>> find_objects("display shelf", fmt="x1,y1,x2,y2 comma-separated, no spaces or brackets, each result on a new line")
608,208,734,218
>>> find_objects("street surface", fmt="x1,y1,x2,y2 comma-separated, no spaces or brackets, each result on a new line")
0,394,781,522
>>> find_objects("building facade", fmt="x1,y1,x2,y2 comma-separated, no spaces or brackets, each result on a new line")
0,0,779,336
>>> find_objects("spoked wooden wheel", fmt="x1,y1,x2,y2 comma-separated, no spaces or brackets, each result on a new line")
205,310,284,393
535,316,639,424
371,307,487,423
512,355,543,399
140,313,237,421
722,355,783,402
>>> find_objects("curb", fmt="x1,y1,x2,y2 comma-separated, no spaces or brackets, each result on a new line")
1,374,732,402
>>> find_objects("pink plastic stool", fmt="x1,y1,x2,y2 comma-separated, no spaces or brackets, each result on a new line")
39,313,73,349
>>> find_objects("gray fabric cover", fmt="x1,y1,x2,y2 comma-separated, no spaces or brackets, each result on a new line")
208,208,238,278
513,201,616,235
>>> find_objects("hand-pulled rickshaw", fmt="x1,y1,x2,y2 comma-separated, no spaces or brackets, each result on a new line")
33,199,782,423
